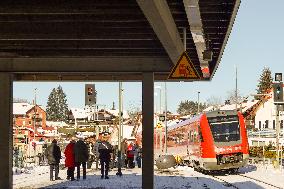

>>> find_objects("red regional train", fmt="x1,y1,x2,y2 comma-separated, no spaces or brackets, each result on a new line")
152,110,249,172
136,110,249,171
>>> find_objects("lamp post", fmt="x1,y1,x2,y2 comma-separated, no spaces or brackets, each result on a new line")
33,88,37,142
164,82,168,154
116,82,123,176
155,86,162,114
197,91,200,114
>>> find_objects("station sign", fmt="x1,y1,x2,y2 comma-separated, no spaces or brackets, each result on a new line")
168,51,200,80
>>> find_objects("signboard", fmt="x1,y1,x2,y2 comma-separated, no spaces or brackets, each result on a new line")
156,122,163,129
168,51,200,80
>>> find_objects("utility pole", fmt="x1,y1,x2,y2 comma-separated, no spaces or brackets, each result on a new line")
235,65,238,111
197,91,200,114
116,82,123,176
275,105,280,169
33,88,37,142
273,73,283,169
164,82,168,154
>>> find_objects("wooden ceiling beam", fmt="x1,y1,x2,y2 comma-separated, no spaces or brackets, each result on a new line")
137,0,184,64
0,57,172,73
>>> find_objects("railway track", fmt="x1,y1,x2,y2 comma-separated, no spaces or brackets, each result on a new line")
201,171,284,189
237,174,284,189
209,175,240,189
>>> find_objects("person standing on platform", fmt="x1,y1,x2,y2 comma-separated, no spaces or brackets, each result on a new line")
45,139,62,181
121,138,128,168
64,137,76,181
74,136,89,180
127,142,135,168
93,133,102,170
98,132,113,179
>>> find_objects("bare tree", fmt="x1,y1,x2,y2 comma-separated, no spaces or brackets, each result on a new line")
206,96,223,107
226,89,243,104
13,98,29,103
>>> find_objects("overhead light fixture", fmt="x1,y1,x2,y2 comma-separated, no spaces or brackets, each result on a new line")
203,49,213,61
203,34,213,61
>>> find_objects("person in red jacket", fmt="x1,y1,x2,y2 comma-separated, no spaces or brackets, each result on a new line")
64,137,76,181
127,142,135,168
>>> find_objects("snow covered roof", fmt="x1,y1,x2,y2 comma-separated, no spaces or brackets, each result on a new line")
70,108,89,119
46,121,68,127
13,103,33,115
203,100,259,113
107,109,130,119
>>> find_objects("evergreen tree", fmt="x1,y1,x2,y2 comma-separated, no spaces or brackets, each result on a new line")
256,67,273,99
177,100,206,115
46,86,69,122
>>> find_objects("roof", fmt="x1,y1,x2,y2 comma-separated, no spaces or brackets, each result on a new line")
107,109,130,119
13,103,33,115
70,108,89,119
203,100,259,113
0,0,240,81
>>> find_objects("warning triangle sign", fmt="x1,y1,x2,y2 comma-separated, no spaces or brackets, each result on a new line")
168,51,200,80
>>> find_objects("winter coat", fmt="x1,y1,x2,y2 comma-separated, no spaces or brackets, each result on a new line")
45,143,61,165
74,140,89,163
98,141,113,161
127,144,134,158
92,140,102,157
64,142,75,168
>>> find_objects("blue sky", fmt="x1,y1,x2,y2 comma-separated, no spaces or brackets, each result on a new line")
13,0,284,113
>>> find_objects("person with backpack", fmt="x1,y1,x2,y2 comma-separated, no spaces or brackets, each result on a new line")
45,139,62,181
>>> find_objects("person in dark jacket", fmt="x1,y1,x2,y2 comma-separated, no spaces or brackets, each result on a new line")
74,137,89,180
45,139,61,181
98,132,113,179
64,137,76,181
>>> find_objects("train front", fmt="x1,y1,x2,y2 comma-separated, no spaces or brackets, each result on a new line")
200,110,249,171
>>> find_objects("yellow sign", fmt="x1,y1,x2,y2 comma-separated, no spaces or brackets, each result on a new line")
156,122,163,129
168,51,200,80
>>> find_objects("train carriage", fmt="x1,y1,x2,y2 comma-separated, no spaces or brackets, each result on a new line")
162,110,249,171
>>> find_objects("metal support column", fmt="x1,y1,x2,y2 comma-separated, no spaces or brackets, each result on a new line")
142,72,154,189
0,73,13,189
275,105,280,168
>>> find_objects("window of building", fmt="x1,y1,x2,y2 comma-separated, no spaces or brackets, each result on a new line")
265,120,269,128
259,121,261,130
273,120,275,129
281,120,283,129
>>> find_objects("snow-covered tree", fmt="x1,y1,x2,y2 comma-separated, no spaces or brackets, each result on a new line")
46,86,69,122
256,67,273,99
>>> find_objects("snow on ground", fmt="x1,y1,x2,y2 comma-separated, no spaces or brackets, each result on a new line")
13,164,284,189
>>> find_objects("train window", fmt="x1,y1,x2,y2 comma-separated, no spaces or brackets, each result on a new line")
209,120,240,142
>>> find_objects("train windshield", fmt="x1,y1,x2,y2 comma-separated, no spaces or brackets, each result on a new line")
208,116,240,142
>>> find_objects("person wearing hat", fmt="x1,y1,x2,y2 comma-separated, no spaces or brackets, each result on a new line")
64,137,76,181
45,139,62,181
74,136,89,180
98,131,113,179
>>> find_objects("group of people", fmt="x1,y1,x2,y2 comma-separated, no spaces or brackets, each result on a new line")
121,139,142,169
45,131,114,181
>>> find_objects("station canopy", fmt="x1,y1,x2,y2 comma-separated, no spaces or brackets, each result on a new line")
0,0,240,81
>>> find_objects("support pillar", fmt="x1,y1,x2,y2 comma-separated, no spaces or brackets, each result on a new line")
142,72,154,189
0,73,13,189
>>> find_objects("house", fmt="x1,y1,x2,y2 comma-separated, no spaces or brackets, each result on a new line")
13,103,47,144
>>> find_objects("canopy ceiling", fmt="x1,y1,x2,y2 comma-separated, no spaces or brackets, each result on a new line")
0,0,240,81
